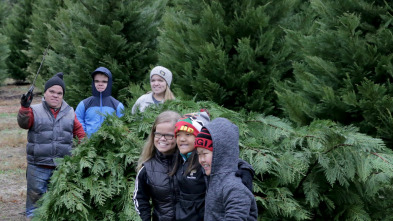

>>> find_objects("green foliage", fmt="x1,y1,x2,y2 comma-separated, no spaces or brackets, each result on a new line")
276,0,393,146
34,112,143,221
3,0,393,219
24,0,66,86
35,0,166,107
120,81,152,109
158,0,302,114
34,99,393,220
0,34,10,83
242,116,393,220
3,0,33,81
0,1,12,84
0,0,11,24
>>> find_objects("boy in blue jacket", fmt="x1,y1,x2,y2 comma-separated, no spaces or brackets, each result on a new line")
195,118,258,221
75,67,124,137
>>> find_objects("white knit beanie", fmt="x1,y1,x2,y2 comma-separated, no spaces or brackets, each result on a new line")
150,66,172,87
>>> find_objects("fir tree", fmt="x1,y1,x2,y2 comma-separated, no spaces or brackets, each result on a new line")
24,0,66,86
157,0,302,114
0,1,11,83
40,0,166,107
3,0,33,81
0,34,10,83
276,0,393,147
33,92,393,220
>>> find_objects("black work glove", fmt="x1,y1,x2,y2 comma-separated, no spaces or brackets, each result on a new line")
21,90,33,108
235,168,254,192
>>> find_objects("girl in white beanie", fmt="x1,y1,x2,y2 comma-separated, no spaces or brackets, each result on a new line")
131,66,176,114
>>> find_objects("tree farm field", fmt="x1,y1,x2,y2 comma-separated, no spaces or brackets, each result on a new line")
0,79,40,220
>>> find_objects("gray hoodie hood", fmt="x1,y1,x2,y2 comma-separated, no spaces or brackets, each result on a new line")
202,118,258,221
204,117,239,176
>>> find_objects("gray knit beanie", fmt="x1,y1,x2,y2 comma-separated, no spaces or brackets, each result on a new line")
150,66,172,87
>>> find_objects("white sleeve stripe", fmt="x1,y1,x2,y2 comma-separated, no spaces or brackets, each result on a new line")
133,166,145,215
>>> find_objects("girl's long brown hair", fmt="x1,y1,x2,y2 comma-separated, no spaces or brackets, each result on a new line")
164,87,175,101
169,148,201,177
136,110,181,171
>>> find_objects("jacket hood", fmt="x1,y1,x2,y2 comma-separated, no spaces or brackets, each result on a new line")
91,67,112,97
204,117,239,175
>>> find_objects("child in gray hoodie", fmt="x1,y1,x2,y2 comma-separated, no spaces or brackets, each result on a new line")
195,118,258,221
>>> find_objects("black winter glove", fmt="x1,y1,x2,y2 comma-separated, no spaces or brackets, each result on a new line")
21,90,33,108
235,168,254,192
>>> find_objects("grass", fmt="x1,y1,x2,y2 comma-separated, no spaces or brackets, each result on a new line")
0,112,27,170
0,80,28,220
0,111,27,147
1,114,19,130
0,112,15,117
0,168,25,175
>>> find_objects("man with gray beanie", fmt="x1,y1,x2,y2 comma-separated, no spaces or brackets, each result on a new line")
17,72,85,219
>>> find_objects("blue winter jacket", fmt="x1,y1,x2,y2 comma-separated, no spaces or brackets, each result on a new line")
75,67,124,137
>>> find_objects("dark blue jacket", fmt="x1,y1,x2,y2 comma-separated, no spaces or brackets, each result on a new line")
75,67,124,137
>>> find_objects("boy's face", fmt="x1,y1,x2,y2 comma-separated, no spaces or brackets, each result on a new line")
176,131,196,154
154,122,176,155
94,73,109,92
197,147,213,176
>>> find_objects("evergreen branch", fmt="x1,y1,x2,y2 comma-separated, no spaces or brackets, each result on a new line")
294,143,353,196
371,152,391,165
78,0,93,12
246,120,291,134
294,159,319,197
325,144,353,154
246,119,327,145
254,192,267,199
240,144,267,156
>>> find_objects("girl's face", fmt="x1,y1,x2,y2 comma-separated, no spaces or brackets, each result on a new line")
150,75,167,96
176,131,196,154
154,122,176,155
196,148,213,176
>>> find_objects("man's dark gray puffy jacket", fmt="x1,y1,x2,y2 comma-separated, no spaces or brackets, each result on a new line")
25,100,74,166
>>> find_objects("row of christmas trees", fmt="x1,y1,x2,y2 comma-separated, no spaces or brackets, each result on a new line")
1,0,393,146
0,0,392,219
